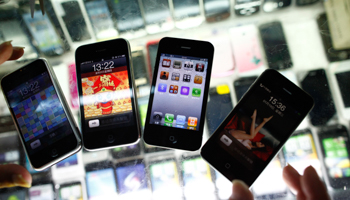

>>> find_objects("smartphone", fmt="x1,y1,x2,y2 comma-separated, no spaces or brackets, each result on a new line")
329,61,350,120
111,143,141,159
131,48,150,87
251,156,288,199
316,13,350,62
172,0,203,29
206,84,233,135
58,181,83,200
0,132,22,165
234,0,261,16
233,76,258,102
85,162,118,199
229,25,263,73
201,69,314,186
148,158,182,200
282,129,322,176
75,38,140,151
29,183,55,200
181,155,216,200
259,21,292,70
115,159,151,199
318,125,350,189
296,0,319,6
83,0,118,41
299,69,337,126
144,37,214,151
1,59,82,170
203,0,230,22
146,40,160,80
262,0,291,12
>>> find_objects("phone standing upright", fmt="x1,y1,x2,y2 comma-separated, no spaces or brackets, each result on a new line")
172,0,203,29
75,39,140,151
262,0,291,12
201,69,314,186
203,0,230,22
1,59,81,170
234,0,261,16
144,37,214,151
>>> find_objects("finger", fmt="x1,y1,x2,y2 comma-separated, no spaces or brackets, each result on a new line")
0,164,32,189
229,180,254,200
282,164,302,195
39,0,45,15
300,166,330,200
8,47,25,61
0,41,13,65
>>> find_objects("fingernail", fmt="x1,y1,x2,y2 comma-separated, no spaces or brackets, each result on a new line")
13,46,25,49
0,40,12,47
12,175,31,188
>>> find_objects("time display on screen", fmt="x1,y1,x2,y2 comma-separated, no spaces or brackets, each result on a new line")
92,61,115,72
18,81,40,96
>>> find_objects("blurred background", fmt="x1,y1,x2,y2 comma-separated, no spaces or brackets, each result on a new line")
0,0,350,199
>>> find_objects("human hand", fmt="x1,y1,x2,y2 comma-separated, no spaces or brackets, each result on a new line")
229,165,330,200
0,41,31,189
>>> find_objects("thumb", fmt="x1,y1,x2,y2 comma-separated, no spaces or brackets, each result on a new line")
0,164,32,188
230,180,254,200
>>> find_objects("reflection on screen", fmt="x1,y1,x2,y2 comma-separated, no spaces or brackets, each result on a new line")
336,71,350,108
59,183,83,200
86,168,118,199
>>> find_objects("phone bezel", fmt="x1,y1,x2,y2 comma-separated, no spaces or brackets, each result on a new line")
75,38,141,151
1,59,81,170
201,69,314,186
143,37,214,151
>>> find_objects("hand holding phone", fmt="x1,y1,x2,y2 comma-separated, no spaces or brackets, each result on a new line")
201,69,314,186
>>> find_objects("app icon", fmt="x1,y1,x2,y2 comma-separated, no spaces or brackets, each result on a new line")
169,85,179,94
194,75,203,84
160,71,169,80
184,61,194,70
196,63,205,72
192,88,201,97
187,126,196,130
171,72,180,81
181,86,190,95
165,113,174,123
188,117,198,127
162,59,171,67
158,83,167,92
183,74,191,82
173,60,182,69
176,115,186,125
153,112,163,123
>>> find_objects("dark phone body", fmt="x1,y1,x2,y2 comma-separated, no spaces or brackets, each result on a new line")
259,21,292,70
316,13,350,62
143,37,214,151
201,69,314,186
296,0,319,6
1,59,81,170
234,0,261,16
204,0,231,22
299,69,336,126
318,125,350,189
75,39,140,151
234,76,258,101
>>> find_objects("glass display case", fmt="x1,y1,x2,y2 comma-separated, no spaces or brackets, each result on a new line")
0,0,350,199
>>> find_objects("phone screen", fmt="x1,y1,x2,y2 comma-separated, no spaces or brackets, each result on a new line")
149,160,181,200
84,0,118,40
148,54,209,131
115,162,149,198
56,154,78,168
0,150,19,165
181,157,216,200
141,0,172,25
173,0,201,20
335,71,350,108
86,168,118,199
5,71,73,155
300,69,336,126
59,183,83,200
111,0,144,32
0,189,26,200
22,11,64,55
206,85,233,135
259,22,292,70
79,55,136,133
29,184,54,200
203,0,230,17
282,130,321,176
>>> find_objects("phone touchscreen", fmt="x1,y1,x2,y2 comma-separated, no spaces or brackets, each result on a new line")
148,54,209,131
86,168,118,199
59,183,83,200
29,184,54,200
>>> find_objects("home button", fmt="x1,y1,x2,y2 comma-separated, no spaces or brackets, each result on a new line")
169,136,177,144
107,134,115,143
224,163,231,169
51,149,58,157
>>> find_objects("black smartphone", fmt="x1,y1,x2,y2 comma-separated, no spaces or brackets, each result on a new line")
203,0,230,22
299,69,336,126
85,161,118,199
58,181,84,200
75,38,140,151
233,76,258,101
115,159,151,198
318,125,350,189
259,21,292,70
108,0,145,33
234,0,261,16
131,48,150,87
201,69,314,186
316,13,350,62
262,0,291,12
1,59,82,170
206,84,233,135
143,37,214,151
296,0,319,6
